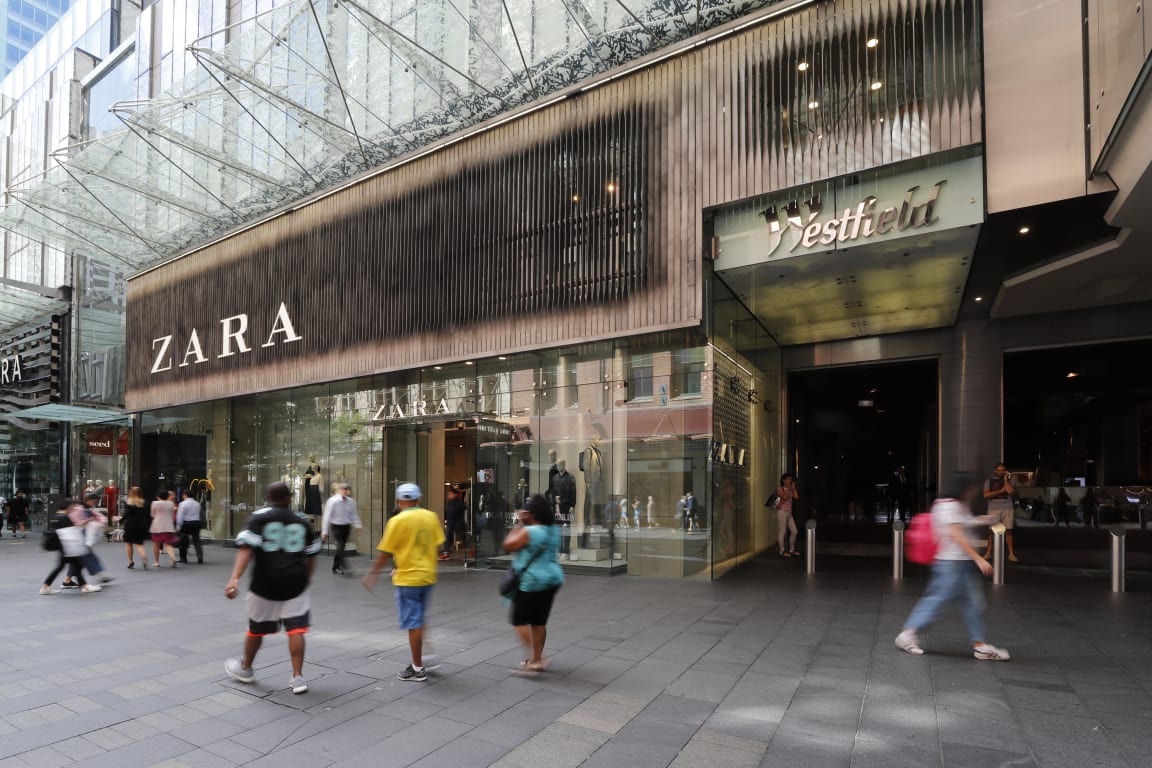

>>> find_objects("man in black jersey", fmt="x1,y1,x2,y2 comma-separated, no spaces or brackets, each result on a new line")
224,482,321,694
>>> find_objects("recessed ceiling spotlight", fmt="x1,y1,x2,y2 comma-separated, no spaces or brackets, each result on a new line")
571,194,579,202
434,365,442,370
606,183,616,193
797,61,809,71
974,296,984,302
465,361,474,365
1066,371,1080,379
870,81,883,90
498,356,507,360
1018,226,1030,234
808,100,819,109
866,37,879,48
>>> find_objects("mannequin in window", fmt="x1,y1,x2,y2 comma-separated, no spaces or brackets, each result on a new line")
303,454,323,518
85,478,102,500
579,437,603,544
549,458,576,556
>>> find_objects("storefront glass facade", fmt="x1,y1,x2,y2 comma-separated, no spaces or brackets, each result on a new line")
140,331,787,577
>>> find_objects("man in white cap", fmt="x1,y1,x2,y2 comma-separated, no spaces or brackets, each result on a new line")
362,482,444,681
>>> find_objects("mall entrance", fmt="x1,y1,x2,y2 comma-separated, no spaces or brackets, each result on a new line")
788,359,938,545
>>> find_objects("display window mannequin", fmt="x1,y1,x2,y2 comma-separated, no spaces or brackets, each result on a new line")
303,454,323,517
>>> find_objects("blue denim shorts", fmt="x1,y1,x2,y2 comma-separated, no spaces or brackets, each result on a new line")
395,585,433,630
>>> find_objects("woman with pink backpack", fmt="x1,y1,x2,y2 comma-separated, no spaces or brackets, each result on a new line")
895,472,1011,661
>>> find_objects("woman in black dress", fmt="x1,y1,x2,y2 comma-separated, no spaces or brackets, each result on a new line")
121,486,151,569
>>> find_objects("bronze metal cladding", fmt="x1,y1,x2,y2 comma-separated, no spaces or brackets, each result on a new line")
127,0,981,411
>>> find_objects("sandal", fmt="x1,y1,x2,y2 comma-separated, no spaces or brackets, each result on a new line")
516,660,539,676
528,658,551,672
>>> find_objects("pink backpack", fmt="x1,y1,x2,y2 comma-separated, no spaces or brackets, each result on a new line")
905,503,945,564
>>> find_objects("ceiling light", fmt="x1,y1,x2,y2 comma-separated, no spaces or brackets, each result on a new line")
606,183,616,193
571,194,579,202
870,81,883,90
498,356,507,360
866,37,879,48
1018,226,1030,234
434,366,442,370
974,296,983,302
465,361,474,365
808,100,819,109
1065,372,1080,379
797,61,809,71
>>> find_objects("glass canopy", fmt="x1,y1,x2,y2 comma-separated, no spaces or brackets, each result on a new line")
0,0,793,283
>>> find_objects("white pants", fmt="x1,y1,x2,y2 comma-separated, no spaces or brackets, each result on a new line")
777,509,797,552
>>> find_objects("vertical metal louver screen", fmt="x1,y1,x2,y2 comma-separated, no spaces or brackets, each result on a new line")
127,0,982,409
742,0,981,181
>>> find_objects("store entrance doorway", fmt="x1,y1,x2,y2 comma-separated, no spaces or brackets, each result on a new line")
789,359,938,541
379,417,525,566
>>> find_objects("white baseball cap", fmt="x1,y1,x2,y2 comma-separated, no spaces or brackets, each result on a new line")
396,482,422,500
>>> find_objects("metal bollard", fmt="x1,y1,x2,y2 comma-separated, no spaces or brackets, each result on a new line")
892,520,905,579
1111,525,1126,593
990,523,1006,585
805,519,817,574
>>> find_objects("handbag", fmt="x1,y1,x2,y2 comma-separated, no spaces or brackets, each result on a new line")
498,546,543,598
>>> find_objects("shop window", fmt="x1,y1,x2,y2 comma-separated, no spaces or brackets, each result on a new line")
671,348,705,398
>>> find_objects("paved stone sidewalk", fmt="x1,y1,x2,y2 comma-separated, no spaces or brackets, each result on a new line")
1,535,1150,767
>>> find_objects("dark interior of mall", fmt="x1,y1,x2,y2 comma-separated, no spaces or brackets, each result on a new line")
789,359,939,532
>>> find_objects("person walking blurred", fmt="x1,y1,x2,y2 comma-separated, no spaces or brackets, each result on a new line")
224,482,320,694
150,491,179,568
321,482,361,574
896,472,1010,661
502,494,564,673
121,487,151,569
176,489,204,564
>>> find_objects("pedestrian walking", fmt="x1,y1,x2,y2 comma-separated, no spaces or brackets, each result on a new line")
176,489,204,564
6,490,30,537
895,472,1011,661
55,501,107,593
40,501,88,594
121,487,151,569
440,486,466,561
362,482,444,682
502,494,564,674
149,491,180,568
321,482,362,574
224,481,320,694
775,473,800,557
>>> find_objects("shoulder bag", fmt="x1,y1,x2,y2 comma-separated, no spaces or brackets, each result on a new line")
499,545,543,598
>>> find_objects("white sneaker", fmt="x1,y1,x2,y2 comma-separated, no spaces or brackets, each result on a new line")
81,584,102,593
895,629,924,655
38,585,59,595
973,644,1011,661
289,675,308,694
225,658,255,683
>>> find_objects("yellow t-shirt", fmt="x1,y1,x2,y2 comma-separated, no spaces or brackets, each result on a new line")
378,507,445,587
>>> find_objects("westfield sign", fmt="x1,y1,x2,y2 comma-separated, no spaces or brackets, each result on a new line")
758,181,945,258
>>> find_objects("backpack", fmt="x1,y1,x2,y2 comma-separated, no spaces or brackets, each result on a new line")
905,508,941,564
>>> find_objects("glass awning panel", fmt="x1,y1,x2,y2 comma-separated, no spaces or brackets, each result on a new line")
0,0,790,283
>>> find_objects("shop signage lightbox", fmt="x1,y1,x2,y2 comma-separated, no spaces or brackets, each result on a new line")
712,154,985,270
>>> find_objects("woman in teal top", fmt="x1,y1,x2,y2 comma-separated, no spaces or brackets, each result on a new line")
502,494,565,673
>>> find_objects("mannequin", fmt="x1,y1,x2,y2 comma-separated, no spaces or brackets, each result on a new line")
579,437,603,532
549,458,576,556
303,454,323,517
104,482,119,515
646,495,657,528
